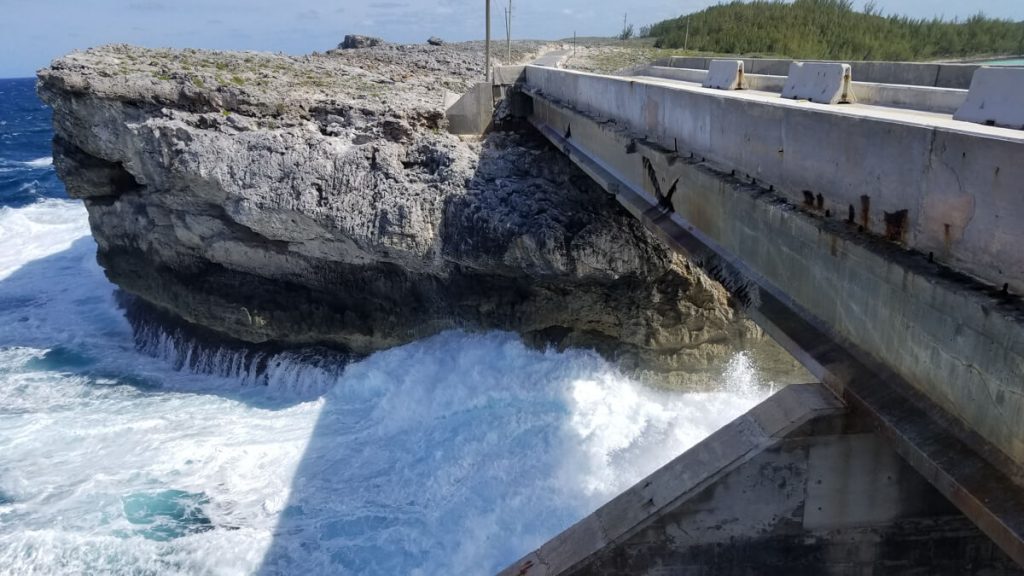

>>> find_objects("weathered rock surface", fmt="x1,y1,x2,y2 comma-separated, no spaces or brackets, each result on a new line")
339,35,384,50
38,43,772,384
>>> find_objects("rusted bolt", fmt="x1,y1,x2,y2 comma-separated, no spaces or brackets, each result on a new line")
859,195,870,230
883,209,909,243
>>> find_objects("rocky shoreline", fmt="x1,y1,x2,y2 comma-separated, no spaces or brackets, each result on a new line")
38,41,785,386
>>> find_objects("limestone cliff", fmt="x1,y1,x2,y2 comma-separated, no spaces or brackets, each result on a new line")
37,43,766,384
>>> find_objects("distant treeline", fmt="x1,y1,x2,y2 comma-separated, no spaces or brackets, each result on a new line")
644,0,1024,61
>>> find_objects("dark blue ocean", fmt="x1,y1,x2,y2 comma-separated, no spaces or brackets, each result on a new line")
0,75,767,574
0,78,65,207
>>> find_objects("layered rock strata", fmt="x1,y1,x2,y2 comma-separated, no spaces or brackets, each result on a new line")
38,43,769,383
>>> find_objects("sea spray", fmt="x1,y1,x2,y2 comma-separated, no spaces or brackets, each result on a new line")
0,200,773,574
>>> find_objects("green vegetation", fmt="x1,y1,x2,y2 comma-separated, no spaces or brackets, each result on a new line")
646,0,1024,61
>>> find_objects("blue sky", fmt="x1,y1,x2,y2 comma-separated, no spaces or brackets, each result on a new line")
2,0,1023,77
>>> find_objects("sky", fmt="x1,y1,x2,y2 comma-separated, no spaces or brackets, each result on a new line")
2,0,1023,78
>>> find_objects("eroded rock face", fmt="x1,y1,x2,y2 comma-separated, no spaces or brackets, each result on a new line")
340,35,384,50
37,43,765,384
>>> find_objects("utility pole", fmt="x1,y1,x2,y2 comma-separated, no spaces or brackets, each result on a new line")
684,16,690,52
505,0,512,62
485,0,491,82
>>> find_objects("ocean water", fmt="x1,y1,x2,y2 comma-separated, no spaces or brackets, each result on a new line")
0,77,774,575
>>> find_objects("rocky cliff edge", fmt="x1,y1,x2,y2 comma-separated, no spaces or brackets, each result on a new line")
37,42,770,385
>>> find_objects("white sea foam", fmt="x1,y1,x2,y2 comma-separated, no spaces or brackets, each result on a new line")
0,200,771,575
0,199,91,281
20,156,52,168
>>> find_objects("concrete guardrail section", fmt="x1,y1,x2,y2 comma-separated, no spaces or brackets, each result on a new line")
637,64,969,114
654,56,996,89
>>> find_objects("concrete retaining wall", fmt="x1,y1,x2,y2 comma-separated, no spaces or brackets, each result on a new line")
656,56,993,89
639,66,968,113
444,82,494,135
524,65,1024,296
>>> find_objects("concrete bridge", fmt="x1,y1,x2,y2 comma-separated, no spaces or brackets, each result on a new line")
469,58,1024,574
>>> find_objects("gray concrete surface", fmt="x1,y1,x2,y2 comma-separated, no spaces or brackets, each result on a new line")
955,67,1024,129
703,59,743,90
501,386,1022,575
781,62,851,104
498,384,844,575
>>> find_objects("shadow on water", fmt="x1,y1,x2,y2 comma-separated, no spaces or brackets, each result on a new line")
1,234,589,574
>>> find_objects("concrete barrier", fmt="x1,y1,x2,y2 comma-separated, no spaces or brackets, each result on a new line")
640,65,785,92
954,67,1024,129
661,56,986,89
703,59,744,90
781,62,851,104
638,66,966,114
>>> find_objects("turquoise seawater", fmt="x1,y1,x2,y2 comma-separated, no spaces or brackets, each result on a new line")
980,58,1024,66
